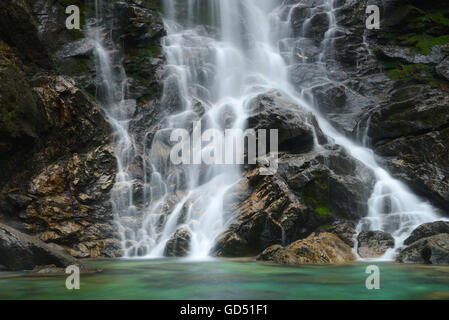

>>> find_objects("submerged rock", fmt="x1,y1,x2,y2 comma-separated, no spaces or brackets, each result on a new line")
0,223,81,271
357,230,395,259
257,232,355,265
396,234,449,265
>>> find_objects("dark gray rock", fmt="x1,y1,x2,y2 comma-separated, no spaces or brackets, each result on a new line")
397,234,449,265
213,145,375,257
0,223,81,271
357,230,395,258
164,227,191,257
327,222,356,247
436,57,449,81
404,221,449,245
246,90,327,154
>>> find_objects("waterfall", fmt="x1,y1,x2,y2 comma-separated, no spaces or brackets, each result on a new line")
92,0,443,260
87,0,139,256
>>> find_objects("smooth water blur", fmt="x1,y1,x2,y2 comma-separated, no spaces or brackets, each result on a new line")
0,259,448,300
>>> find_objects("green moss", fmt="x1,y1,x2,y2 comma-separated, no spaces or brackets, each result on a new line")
67,28,84,41
315,207,328,216
398,34,449,55
413,11,449,27
386,63,433,81
73,57,90,73
302,177,332,217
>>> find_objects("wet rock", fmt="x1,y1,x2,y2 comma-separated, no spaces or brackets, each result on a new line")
114,1,165,102
375,44,445,65
436,57,449,81
0,223,81,271
114,1,165,47
327,222,356,247
0,0,53,68
290,4,311,36
368,86,449,144
303,12,330,41
404,221,449,246
31,264,65,274
213,145,375,257
368,83,449,212
396,234,449,265
0,72,120,259
288,63,327,88
164,227,191,257
257,232,355,265
375,127,449,213
246,90,327,154
357,230,395,258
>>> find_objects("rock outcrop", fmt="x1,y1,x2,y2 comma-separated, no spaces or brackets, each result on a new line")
395,221,449,265
357,230,395,258
0,223,81,271
396,234,449,265
246,91,327,153
287,0,449,215
403,221,449,245
257,232,355,265
164,227,192,257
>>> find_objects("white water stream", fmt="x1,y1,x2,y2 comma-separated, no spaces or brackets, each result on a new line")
92,0,443,260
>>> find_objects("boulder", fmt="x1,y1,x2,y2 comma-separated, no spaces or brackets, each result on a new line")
257,232,355,265
404,221,449,245
357,230,395,258
0,223,81,271
396,234,449,265
164,227,192,257
246,90,327,153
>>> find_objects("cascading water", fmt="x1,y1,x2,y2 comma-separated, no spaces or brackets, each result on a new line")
132,0,289,259
87,0,139,257
99,0,444,260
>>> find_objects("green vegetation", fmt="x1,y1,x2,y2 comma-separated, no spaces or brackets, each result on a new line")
315,207,328,216
386,63,433,81
73,57,90,73
398,34,449,55
413,11,449,27
67,28,84,41
302,177,332,217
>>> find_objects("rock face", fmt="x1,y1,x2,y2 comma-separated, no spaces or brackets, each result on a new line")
341,0,449,213
285,0,449,215
357,231,395,258
0,223,80,271
396,234,449,265
257,232,355,265
164,227,192,257
246,91,327,153
213,91,375,257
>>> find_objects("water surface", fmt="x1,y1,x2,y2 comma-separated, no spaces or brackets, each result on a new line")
0,259,448,300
